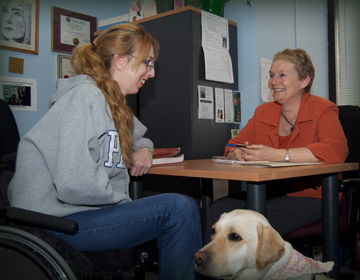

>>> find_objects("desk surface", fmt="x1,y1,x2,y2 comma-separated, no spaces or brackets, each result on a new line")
148,159,359,182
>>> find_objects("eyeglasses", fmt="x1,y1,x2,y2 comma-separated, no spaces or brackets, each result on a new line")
129,54,154,71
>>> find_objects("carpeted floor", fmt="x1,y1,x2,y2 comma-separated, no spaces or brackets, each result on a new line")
145,271,158,280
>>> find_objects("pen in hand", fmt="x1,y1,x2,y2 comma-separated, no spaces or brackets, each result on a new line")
226,144,246,148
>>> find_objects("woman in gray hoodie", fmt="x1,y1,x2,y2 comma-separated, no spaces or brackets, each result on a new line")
8,23,202,280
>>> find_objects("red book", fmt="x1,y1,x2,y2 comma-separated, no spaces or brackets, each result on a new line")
152,147,185,166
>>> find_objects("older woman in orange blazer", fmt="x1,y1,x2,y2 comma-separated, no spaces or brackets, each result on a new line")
205,48,348,243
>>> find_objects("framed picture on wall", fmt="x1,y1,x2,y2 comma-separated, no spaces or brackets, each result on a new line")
0,75,37,112
51,6,97,54
0,0,39,55
57,54,75,79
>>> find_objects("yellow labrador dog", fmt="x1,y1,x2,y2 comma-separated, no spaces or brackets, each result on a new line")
195,210,333,280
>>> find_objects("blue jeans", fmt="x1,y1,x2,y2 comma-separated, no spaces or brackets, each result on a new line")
53,193,203,280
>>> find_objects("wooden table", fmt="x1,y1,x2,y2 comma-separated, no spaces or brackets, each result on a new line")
147,159,359,280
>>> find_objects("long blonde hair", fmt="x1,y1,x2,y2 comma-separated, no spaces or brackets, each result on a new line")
70,23,159,167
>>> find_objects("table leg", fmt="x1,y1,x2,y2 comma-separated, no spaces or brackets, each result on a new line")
200,178,213,241
322,173,339,280
246,182,267,217
129,176,143,200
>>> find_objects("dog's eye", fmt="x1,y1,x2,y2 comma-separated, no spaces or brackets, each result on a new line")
228,233,242,241
211,227,216,236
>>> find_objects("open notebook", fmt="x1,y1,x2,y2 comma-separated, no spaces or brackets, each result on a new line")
212,156,323,168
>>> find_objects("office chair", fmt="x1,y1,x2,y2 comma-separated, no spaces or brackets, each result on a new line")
0,99,20,167
284,105,360,274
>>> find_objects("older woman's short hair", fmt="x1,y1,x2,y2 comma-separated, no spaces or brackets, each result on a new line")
273,48,315,93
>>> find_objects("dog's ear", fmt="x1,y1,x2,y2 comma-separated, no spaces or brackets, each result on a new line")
219,212,228,218
255,223,285,271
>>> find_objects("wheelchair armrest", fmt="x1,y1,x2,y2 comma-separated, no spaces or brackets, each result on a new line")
339,178,360,193
1,152,17,167
4,207,78,235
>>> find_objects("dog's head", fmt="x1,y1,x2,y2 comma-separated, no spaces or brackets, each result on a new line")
194,209,286,280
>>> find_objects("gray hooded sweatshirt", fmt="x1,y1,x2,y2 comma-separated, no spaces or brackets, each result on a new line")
8,75,154,217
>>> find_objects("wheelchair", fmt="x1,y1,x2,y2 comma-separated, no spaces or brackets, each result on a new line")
0,165,157,280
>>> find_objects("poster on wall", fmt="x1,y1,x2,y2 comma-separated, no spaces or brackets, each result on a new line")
129,0,144,22
0,76,37,111
233,90,241,124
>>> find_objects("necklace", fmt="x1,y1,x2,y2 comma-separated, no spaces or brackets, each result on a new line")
281,112,297,133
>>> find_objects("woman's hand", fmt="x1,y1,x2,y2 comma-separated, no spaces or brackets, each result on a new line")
228,141,249,161
230,144,319,162
129,148,153,177
240,144,275,161
228,141,275,161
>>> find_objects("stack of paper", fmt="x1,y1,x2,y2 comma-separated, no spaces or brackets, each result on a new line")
211,157,323,168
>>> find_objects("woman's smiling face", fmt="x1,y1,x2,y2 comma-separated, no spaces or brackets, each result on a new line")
1,0,25,41
114,46,155,96
268,59,309,105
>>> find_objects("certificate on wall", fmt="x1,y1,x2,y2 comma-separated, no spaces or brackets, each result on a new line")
51,6,97,53
60,15,91,46
57,55,75,79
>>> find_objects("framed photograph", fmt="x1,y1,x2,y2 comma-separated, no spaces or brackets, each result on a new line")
57,54,74,79
51,6,97,54
0,75,37,112
0,0,39,55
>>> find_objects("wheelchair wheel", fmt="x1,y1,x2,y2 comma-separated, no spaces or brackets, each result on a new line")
0,226,77,280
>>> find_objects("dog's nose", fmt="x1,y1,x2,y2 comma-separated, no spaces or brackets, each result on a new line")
194,251,208,266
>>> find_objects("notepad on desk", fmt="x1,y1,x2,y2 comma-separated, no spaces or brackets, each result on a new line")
212,156,323,168
152,147,185,166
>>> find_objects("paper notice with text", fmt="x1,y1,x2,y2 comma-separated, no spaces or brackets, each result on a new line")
198,85,214,119
215,87,225,123
261,57,274,102
224,89,234,123
201,10,234,84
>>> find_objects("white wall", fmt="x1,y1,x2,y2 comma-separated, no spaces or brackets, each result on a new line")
0,0,329,137
224,0,328,128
